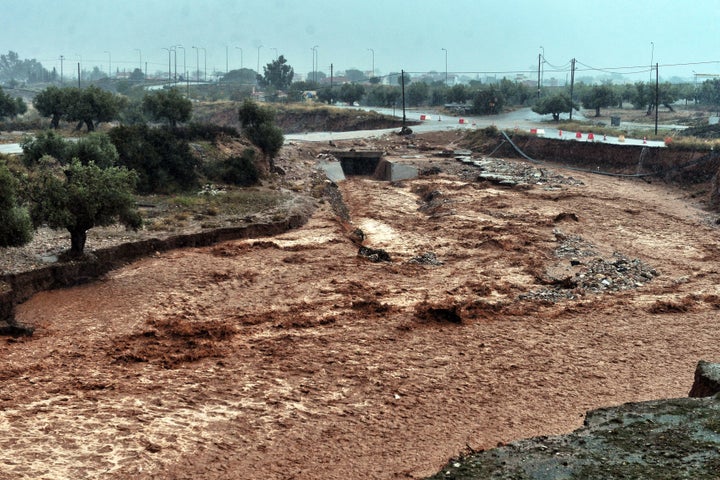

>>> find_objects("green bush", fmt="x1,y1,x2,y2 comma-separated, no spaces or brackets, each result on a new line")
222,149,259,186
21,130,68,167
0,162,33,247
108,124,199,194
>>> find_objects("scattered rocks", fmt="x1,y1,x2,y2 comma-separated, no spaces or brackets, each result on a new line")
522,252,659,302
357,246,391,263
456,156,584,188
407,252,443,266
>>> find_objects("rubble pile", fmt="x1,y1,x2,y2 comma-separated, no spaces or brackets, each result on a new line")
522,252,659,302
455,155,584,188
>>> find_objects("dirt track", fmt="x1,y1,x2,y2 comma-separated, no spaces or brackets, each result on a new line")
3,133,720,479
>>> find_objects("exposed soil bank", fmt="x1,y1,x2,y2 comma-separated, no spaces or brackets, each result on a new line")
468,131,720,187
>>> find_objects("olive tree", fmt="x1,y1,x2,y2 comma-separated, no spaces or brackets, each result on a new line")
238,100,284,171
65,85,124,132
532,94,576,121
0,162,33,247
29,159,141,256
33,85,70,128
142,88,192,127
0,86,26,121
581,85,617,117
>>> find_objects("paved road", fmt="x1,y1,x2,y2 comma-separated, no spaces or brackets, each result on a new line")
286,107,668,148
0,143,22,154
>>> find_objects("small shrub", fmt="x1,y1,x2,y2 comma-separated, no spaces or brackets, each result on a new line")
221,149,259,186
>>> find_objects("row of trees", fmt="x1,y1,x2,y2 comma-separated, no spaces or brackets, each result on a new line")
32,85,192,131
1,95,282,255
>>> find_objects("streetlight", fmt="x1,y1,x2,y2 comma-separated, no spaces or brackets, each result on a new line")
162,47,172,82
176,45,186,81
104,51,111,78
235,47,243,69
134,48,142,77
257,45,263,76
271,47,278,60
367,48,374,77
312,45,319,83
200,47,207,82
540,46,545,87
192,46,200,82
650,41,654,81
173,46,178,83
441,47,447,86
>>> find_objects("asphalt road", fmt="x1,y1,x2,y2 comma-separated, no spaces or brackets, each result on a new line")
285,106,668,148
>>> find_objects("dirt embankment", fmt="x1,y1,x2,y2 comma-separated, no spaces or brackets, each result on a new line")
463,128,720,195
192,102,408,134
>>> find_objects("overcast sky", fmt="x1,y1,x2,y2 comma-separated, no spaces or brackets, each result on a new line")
2,0,719,82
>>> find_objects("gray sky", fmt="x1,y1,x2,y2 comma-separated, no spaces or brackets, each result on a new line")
2,0,719,82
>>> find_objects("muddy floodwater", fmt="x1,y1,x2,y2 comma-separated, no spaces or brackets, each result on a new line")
3,152,720,479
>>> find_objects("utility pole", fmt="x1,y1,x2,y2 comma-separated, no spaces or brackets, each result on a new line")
569,58,576,121
655,62,659,135
77,62,81,88
330,63,333,90
401,69,406,127
60,55,64,84
537,53,541,100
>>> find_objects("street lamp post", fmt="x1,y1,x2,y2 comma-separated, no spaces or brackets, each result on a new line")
104,51,111,78
368,48,374,77
441,48,447,86
312,45,318,84
650,41,654,81
192,46,200,82
177,46,185,82
235,47,243,69
540,46,545,88
200,47,207,82
162,47,172,82
257,45,263,77
271,47,278,60
173,47,178,83
134,48,142,80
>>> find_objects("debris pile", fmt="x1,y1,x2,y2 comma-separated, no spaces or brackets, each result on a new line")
407,252,443,266
455,155,584,188
522,252,659,302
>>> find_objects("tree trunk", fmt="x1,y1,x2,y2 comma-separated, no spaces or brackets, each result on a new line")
69,228,87,256
595,107,601,117
51,114,61,129
85,119,95,132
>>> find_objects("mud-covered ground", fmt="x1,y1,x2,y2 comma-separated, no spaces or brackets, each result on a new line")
3,131,720,479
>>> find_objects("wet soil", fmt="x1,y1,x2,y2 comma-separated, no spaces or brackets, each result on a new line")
3,131,720,479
